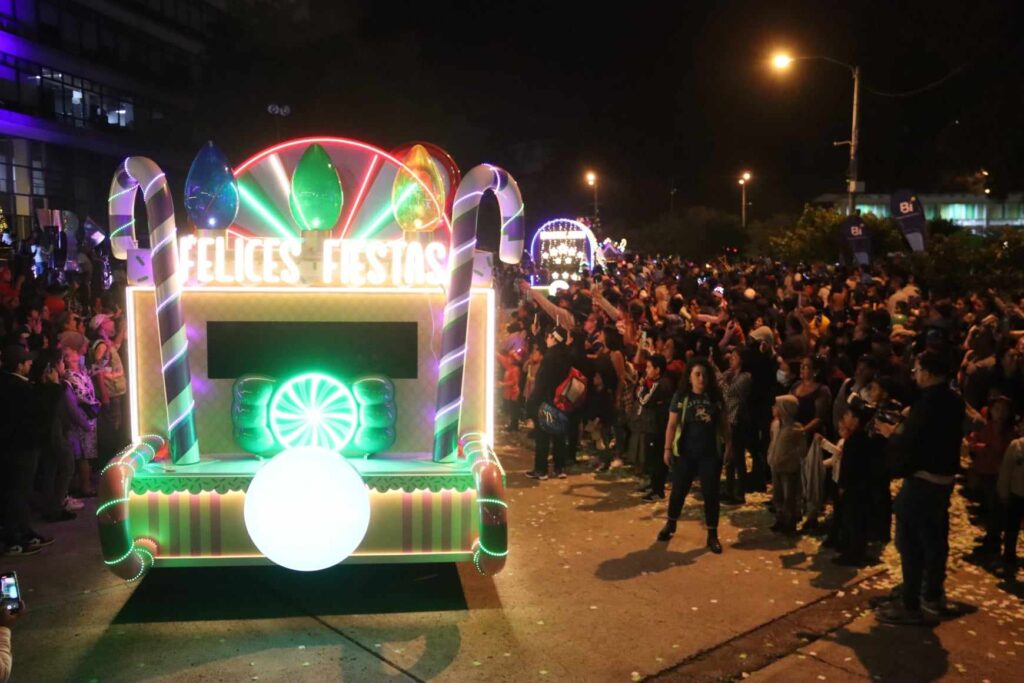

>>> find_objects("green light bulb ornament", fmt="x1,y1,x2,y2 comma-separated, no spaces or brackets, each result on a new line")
289,143,343,231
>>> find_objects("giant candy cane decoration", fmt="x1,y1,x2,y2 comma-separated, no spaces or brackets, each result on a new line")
433,165,524,462
108,158,200,465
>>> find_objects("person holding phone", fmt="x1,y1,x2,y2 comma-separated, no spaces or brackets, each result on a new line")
0,594,22,682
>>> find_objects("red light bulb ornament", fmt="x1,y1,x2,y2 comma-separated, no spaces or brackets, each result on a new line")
289,143,343,231
391,144,445,235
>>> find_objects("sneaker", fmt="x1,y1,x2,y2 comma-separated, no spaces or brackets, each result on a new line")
657,521,677,542
641,491,665,502
920,596,952,617
25,533,54,547
555,471,568,479
3,543,42,556
634,481,652,493
524,470,549,480
64,496,85,511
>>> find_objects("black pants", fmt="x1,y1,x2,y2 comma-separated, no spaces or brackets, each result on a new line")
749,402,772,490
37,437,74,518
724,420,749,499
895,477,952,610
3,448,39,543
566,412,582,463
644,432,667,495
841,489,869,561
667,455,722,529
1005,493,1024,562
505,398,521,431
869,479,892,542
534,428,568,474
978,474,1004,549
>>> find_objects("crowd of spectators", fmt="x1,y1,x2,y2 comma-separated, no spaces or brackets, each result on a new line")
496,254,1024,626
0,237,128,558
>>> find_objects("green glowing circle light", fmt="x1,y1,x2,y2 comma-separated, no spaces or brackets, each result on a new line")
269,373,358,453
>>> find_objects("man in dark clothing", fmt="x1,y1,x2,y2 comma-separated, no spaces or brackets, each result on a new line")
876,350,965,625
525,326,572,480
0,345,50,555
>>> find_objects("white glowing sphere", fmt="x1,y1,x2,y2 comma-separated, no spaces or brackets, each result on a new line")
244,446,371,571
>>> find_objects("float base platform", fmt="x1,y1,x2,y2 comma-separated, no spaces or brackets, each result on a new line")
125,453,486,567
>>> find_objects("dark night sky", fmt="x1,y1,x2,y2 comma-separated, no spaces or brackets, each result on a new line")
205,0,1024,233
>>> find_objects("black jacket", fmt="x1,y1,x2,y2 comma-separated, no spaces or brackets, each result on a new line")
0,371,39,452
887,383,965,478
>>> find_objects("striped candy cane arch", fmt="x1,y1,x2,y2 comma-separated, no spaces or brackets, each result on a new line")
433,164,525,462
108,157,199,465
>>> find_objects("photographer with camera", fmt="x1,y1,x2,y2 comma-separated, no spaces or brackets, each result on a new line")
875,350,965,625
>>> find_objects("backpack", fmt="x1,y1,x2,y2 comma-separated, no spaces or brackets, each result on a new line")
553,367,588,414
537,401,569,435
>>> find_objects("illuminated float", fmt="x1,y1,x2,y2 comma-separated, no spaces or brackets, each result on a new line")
529,217,600,283
97,137,522,580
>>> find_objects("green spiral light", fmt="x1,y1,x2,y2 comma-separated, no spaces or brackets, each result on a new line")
269,373,358,452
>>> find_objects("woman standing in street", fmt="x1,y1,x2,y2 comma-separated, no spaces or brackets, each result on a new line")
657,357,731,553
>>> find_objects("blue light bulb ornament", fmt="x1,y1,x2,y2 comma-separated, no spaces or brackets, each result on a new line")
184,141,239,230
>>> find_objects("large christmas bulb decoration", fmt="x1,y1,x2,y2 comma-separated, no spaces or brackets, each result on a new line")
391,144,445,234
289,143,343,231
184,141,239,229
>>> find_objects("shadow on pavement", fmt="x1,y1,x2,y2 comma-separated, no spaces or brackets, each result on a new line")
595,543,709,581
829,623,950,681
562,479,649,513
115,562,471,623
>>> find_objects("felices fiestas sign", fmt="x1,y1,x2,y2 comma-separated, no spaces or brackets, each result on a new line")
177,235,448,287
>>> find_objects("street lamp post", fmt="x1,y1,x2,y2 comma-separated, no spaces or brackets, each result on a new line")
738,171,751,227
586,171,599,226
771,52,861,215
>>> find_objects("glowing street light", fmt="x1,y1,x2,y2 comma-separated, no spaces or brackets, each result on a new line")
585,171,599,225
771,52,793,70
770,50,861,215
738,172,752,227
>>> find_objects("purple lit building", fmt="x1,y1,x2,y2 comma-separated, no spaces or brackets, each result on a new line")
0,0,223,235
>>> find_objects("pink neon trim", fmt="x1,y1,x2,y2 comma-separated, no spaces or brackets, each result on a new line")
232,137,451,237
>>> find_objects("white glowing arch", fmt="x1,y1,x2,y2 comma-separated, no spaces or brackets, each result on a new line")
529,218,602,275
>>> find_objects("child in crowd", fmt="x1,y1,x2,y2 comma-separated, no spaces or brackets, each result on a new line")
497,348,523,432
768,394,803,533
997,434,1024,576
968,395,1016,556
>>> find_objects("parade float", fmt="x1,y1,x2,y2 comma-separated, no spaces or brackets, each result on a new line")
96,137,523,580
529,217,600,285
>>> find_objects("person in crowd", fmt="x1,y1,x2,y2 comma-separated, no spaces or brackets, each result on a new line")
61,345,100,497
768,394,803,534
721,346,753,504
0,345,52,555
0,597,24,682
791,356,833,532
830,401,883,566
497,347,523,432
876,350,965,625
525,326,571,480
966,395,1016,558
635,354,676,501
33,351,83,522
657,358,730,553
997,434,1024,576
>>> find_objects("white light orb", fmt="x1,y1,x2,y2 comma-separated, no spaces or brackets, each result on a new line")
244,446,371,571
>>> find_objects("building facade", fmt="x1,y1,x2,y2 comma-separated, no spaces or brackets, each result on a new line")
0,0,224,235
815,192,1024,230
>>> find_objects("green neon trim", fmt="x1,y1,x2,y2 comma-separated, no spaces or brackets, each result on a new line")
105,542,136,566
126,549,153,583
355,182,417,238
477,541,508,558
476,497,508,508
238,178,294,238
473,548,484,574
96,497,130,516
110,219,135,238
108,185,136,202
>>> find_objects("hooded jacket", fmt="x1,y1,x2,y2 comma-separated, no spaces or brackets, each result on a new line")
767,394,805,473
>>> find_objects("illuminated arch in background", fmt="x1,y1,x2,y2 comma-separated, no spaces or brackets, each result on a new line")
529,218,601,281
229,137,453,242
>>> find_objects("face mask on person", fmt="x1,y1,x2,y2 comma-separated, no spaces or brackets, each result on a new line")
777,369,790,385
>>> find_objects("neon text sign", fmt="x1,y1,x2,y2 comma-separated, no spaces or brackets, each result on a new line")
177,235,448,287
